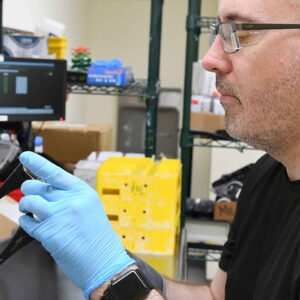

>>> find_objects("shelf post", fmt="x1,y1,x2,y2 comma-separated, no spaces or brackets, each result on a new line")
0,0,3,54
180,0,201,227
145,0,164,157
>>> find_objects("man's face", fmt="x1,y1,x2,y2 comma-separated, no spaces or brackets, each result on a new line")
202,0,300,153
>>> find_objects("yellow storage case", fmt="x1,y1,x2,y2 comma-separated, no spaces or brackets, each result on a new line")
96,157,182,255
115,227,178,255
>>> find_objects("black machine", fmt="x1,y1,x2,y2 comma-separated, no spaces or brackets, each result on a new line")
0,57,66,122
0,57,67,172
0,58,67,265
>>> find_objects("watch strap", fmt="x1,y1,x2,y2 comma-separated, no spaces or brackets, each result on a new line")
136,268,154,290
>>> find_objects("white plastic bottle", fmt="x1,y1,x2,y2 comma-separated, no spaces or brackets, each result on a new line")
34,136,43,153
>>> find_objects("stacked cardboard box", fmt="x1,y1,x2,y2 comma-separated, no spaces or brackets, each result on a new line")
32,121,112,163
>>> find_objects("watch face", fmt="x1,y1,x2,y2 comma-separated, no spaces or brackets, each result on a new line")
109,271,150,300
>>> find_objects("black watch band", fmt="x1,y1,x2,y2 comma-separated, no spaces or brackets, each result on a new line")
101,268,153,300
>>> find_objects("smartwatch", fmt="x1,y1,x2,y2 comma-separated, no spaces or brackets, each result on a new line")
101,269,153,300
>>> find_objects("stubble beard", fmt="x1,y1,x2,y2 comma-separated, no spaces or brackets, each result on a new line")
224,108,278,152
218,71,300,156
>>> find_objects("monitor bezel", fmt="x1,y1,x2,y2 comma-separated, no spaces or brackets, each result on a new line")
0,57,67,122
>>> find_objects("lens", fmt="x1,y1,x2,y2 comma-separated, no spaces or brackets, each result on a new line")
217,22,263,53
209,24,217,47
237,30,261,47
219,23,237,53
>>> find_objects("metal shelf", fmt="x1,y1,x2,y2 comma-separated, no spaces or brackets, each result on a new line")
188,249,222,261
187,242,223,262
189,131,255,152
67,79,148,98
3,26,33,35
186,216,230,224
195,16,218,33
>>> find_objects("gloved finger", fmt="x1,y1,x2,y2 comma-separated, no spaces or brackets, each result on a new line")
21,180,50,195
22,180,53,197
19,214,40,239
19,151,81,189
19,195,54,221
21,180,63,202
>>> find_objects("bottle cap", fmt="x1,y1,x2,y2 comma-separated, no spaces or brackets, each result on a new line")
34,136,43,146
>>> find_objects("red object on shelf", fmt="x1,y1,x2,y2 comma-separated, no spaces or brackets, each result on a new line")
0,182,23,202
73,45,90,54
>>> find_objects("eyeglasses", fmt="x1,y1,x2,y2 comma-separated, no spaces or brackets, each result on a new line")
209,22,300,54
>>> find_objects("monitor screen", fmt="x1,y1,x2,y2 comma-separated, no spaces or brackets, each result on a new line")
0,57,66,122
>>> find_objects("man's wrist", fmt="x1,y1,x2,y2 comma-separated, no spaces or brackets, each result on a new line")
89,264,138,300
144,290,166,300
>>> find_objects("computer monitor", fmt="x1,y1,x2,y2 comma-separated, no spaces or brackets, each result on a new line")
0,57,66,122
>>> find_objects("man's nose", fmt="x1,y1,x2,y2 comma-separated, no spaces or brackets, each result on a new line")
202,35,232,74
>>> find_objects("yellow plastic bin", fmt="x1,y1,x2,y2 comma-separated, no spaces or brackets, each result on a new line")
97,157,182,255
48,36,67,59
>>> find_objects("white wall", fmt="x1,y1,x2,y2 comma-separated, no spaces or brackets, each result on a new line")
3,0,89,59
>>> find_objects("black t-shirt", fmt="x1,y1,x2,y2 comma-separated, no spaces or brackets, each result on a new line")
220,154,300,300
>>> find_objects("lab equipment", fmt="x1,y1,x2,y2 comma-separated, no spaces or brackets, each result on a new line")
0,57,66,122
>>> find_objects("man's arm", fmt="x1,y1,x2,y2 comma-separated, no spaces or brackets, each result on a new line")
90,267,226,300
165,268,227,300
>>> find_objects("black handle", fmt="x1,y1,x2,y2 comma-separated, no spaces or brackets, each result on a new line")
0,215,33,265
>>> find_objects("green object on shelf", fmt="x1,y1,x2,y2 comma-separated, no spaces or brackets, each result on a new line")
71,46,92,71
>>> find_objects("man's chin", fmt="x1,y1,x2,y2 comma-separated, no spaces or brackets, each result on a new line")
225,123,249,143
226,127,266,151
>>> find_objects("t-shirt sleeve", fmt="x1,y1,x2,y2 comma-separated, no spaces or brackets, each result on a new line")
219,219,238,272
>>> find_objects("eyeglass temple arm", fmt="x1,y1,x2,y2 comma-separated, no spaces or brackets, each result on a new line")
236,23,300,30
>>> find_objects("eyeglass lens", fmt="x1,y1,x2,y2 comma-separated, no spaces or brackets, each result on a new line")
209,23,237,53
209,22,262,54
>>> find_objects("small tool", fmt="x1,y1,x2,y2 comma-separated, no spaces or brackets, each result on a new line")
0,163,42,265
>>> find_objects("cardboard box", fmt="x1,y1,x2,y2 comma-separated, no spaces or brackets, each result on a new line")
213,201,237,223
190,112,225,133
32,122,112,163
0,215,16,239
0,196,20,239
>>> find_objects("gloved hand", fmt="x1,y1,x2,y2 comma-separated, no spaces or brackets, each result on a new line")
18,151,135,299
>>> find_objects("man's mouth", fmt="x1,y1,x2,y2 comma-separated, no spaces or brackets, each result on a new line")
217,90,241,104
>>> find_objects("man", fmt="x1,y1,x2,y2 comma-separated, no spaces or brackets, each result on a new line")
17,0,300,299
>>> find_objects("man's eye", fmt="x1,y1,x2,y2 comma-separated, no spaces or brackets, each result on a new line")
237,30,260,45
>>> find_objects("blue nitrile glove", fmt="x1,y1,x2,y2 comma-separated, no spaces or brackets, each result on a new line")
18,151,135,299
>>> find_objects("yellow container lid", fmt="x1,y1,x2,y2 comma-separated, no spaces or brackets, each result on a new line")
48,36,67,47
